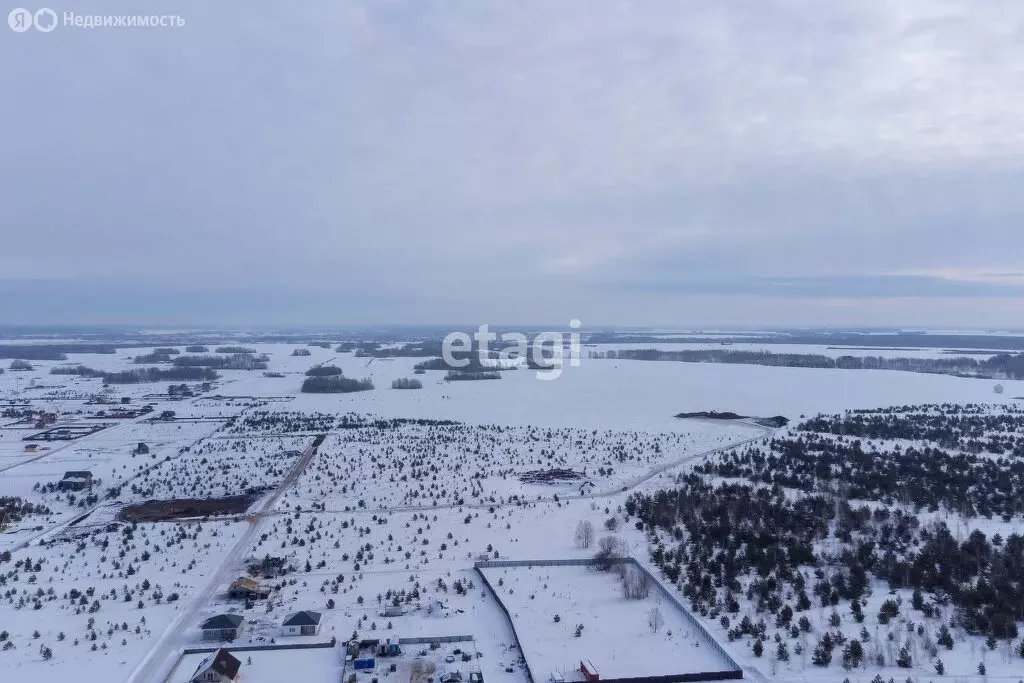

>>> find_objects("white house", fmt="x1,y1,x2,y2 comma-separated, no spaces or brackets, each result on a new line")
190,648,241,683
281,610,322,636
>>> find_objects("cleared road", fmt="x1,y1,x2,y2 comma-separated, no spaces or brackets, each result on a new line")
125,434,325,683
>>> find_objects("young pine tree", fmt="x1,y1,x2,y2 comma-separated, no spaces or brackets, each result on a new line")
937,625,954,650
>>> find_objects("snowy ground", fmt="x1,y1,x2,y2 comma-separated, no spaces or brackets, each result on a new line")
2,340,1022,683
0,518,246,683
168,646,341,683
277,421,757,513
479,563,733,679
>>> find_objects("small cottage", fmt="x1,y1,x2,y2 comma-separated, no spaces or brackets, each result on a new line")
58,471,93,491
135,442,149,455
190,648,241,683
281,610,322,636
199,614,244,642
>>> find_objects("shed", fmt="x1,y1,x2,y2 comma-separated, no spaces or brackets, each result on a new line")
199,614,244,642
190,647,241,683
377,636,401,657
580,660,599,682
281,610,322,636
228,577,268,600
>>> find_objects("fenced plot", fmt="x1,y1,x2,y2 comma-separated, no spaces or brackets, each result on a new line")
478,560,740,683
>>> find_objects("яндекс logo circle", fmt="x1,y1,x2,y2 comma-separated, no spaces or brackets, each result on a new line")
8,7,33,31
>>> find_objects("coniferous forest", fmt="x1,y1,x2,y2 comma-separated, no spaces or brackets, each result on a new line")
632,403,1024,667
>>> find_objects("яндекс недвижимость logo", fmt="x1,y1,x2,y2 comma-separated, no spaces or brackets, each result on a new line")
8,7,56,31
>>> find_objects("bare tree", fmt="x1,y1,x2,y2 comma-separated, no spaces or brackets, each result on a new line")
593,535,628,571
574,520,595,549
622,565,650,600
647,606,664,633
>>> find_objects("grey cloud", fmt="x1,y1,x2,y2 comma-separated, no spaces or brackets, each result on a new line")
609,274,1024,299
1,1,1023,325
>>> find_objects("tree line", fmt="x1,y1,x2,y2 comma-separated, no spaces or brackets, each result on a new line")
0,344,118,360
300,376,374,393
173,354,267,370
591,349,1024,380
696,433,1024,519
50,365,218,383
305,365,343,376
798,404,1024,456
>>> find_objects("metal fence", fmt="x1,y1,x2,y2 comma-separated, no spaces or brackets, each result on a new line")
475,565,536,683
182,640,336,655
398,635,475,645
476,558,600,568
475,558,743,682
623,560,743,679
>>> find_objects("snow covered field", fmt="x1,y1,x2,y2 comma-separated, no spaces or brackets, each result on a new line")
479,563,734,679
278,421,757,512
0,518,246,683
3,339,1024,683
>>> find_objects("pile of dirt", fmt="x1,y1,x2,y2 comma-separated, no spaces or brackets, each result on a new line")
519,468,585,484
120,492,264,522
675,411,789,428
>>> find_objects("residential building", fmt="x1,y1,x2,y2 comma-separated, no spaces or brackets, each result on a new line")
190,648,241,682
281,610,322,636
58,470,93,491
199,614,244,642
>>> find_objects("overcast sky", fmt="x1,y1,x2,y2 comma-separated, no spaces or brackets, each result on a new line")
3,1,1024,328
